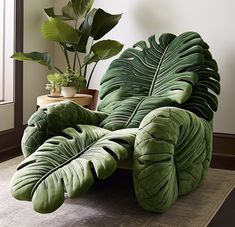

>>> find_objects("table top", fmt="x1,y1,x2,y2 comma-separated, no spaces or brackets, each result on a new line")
37,94,93,107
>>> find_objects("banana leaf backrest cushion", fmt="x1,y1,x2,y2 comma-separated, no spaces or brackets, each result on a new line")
10,31,220,214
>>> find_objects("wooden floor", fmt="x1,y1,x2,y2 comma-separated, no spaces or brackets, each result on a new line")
208,188,235,227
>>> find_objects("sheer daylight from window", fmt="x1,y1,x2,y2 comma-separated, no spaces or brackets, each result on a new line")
0,0,14,103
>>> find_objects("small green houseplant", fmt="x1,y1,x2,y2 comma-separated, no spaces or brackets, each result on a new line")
11,0,123,92
61,70,86,97
46,70,86,97
45,73,62,96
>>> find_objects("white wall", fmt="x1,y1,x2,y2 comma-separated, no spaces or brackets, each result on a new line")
88,0,235,134
23,0,54,123
23,0,235,134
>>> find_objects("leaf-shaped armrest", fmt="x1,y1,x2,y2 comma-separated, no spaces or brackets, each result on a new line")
11,125,137,213
134,107,212,213
22,101,108,157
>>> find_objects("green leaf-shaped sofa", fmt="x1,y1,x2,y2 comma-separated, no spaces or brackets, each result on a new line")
10,32,220,213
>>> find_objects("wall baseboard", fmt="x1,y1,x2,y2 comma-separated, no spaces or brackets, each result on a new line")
211,133,235,170
0,125,26,163
213,133,235,155
0,145,21,163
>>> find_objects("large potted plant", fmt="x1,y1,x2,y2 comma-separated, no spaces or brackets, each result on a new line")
11,0,123,99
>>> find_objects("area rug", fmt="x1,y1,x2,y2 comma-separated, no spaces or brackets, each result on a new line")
0,156,234,227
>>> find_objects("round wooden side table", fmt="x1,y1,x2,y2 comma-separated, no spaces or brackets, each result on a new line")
37,94,93,108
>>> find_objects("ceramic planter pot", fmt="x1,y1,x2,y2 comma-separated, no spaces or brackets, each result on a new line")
61,86,77,98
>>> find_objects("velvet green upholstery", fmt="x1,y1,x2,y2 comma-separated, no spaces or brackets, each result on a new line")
98,32,219,130
133,107,212,212
12,125,136,213
22,101,108,157
10,32,220,213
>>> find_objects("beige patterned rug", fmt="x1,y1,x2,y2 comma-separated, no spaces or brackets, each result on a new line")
0,156,234,227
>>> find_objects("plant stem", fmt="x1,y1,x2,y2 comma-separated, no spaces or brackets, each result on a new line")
73,51,77,71
90,38,94,49
76,52,82,75
73,19,79,72
84,38,95,81
84,63,88,79
61,44,71,71
86,62,98,88
73,48,82,75
55,66,63,74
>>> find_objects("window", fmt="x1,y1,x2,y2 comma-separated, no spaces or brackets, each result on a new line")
0,0,23,160
0,0,16,131
0,0,14,103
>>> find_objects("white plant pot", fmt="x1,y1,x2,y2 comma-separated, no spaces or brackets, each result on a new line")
61,86,77,98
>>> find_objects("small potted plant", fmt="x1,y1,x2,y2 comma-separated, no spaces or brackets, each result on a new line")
61,70,86,97
11,0,123,97
45,73,62,97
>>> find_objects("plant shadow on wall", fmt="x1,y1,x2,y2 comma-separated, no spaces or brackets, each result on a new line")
11,0,123,97
134,0,174,34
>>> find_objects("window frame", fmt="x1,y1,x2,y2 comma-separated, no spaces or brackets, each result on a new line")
0,0,15,103
0,0,4,101
0,0,23,161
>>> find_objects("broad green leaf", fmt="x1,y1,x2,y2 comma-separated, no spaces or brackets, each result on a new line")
66,8,122,53
41,17,80,44
21,101,108,157
66,8,97,53
11,126,137,213
84,40,124,64
91,9,122,40
47,73,62,83
133,107,212,212
71,0,94,18
43,8,55,18
76,8,97,52
98,32,220,130
54,15,76,21
44,7,75,21
11,52,52,70
62,2,77,20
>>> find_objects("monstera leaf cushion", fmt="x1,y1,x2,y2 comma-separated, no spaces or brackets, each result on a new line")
10,31,220,214
98,32,219,129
